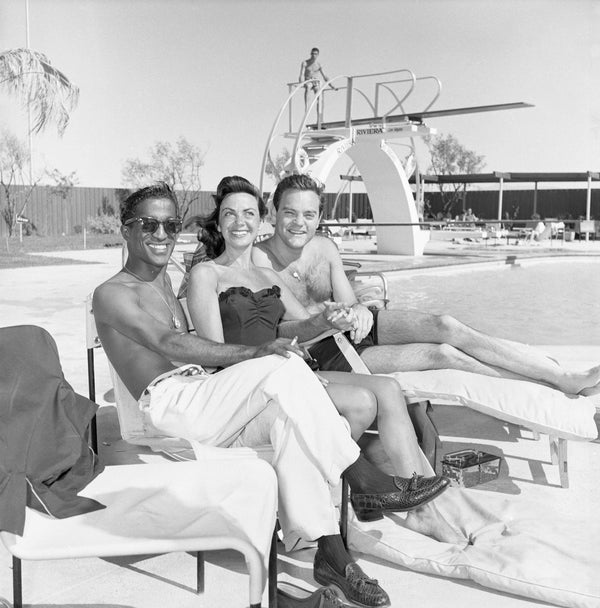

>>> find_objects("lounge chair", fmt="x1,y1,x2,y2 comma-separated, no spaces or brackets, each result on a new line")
2,324,278,608
318,332,581,489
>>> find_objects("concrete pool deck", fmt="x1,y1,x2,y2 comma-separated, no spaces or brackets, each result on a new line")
1,241,599,608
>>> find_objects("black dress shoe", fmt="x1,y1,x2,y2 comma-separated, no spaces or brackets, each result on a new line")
351,473,449,521
277,582,352,607
313,550,390,608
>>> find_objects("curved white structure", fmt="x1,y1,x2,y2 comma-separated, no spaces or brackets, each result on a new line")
347,137,429,255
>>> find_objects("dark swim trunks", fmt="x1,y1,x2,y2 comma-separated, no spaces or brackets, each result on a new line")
307,310,379,372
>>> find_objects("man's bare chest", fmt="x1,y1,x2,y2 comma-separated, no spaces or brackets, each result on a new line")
284,258,332,311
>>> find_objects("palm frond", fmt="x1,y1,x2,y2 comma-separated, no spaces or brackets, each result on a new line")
0,48,79,135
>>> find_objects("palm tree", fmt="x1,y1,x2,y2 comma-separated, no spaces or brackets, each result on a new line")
0,47,79,135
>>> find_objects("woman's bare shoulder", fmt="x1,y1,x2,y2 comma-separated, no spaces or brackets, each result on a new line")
190,258,218,274
189,259,221,286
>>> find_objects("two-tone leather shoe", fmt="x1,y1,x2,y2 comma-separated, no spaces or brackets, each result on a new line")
277,582,351,607
351,473,449,521
313,550,390,608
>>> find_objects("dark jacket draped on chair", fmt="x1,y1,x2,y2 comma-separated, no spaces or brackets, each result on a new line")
0,325,105,535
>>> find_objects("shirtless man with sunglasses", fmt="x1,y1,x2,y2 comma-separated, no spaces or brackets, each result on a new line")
93,182,451,608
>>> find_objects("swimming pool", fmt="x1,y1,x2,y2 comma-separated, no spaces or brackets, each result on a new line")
385,258,600,346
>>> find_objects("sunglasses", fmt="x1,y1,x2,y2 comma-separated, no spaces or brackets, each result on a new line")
124,216,183,235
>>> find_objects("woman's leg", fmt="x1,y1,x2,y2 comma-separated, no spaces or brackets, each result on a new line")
322,371,465,544
321,371,425,476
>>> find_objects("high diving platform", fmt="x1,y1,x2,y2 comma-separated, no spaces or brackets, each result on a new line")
260,68,533,256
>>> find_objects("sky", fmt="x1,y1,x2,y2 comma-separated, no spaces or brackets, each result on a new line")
1,0,600,192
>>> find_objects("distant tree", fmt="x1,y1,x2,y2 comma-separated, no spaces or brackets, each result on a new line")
265,149,291,183
426,133,486,216
0,48,79,135
47,168,78,234
121,137,205,220
0,130,41,237
99,194,116,216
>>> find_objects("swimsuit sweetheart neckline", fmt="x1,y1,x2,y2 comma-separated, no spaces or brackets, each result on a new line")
218,285,281,301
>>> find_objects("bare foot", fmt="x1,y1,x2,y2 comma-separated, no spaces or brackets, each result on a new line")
560,365,600,395
404,502,467,544
579,381,600,397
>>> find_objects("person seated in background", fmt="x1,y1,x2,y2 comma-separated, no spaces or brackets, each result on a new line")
462,207,478,226
526,214,546,241
502,211,514,231
524,214,556,242
185,175,460,544
252,174,600,396
93,182,451,608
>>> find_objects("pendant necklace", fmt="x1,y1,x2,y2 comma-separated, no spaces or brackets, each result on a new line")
271,247,302,281
123,266,182,329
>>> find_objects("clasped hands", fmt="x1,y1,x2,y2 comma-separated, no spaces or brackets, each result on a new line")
322,301,374,343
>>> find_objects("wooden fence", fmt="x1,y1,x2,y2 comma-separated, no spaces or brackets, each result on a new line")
1,185,598,237
0,186,216,237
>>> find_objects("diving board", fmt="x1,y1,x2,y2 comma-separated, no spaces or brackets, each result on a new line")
307,102,534,130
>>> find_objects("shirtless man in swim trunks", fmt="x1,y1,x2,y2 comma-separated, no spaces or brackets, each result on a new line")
253,174,600,396
93,182,451,608
299,47,336,111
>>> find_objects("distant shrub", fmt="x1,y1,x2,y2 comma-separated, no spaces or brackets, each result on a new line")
87,213,121,234
73,224,82,234
98,195,116,216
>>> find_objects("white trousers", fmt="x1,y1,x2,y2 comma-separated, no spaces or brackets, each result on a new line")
140,354,360,544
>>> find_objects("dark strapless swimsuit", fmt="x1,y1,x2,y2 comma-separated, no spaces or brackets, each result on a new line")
219,285,285,346
218,284,378,371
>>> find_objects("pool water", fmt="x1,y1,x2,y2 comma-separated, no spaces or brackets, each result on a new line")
386,259,600,346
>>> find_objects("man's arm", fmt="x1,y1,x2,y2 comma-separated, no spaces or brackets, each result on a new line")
317,64,337,89
258,267,354,341
277,302,354,341
324,238,374,342
299,60,307,82
93,281,301,368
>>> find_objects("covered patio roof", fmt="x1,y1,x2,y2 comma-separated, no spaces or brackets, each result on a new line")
409,171,600,221
411,171,600,184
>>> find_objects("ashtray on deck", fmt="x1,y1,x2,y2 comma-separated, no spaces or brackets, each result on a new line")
441,449,501,487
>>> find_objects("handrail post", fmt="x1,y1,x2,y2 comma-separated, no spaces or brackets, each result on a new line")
288,83,294,134
586,173,592,242
345,77,354,128
317,86,323,129
497,177,504,221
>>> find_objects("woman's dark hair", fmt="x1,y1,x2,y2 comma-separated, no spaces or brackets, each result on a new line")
120,182,179,224
186,176,266,259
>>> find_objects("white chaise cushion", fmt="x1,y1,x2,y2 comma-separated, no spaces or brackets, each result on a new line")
386,370,598,441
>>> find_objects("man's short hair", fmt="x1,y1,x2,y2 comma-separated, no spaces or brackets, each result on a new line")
272,174,325,214
120,182,179,224
311,47,319,54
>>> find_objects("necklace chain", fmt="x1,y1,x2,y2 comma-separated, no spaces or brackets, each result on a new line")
123,266,181,329
269,245,302,281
